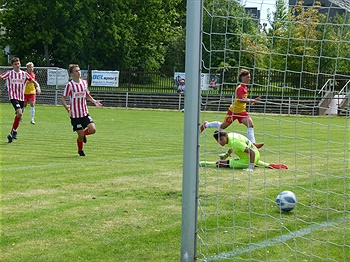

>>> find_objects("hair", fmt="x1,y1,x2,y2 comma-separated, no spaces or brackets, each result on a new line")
239,69,250,79
213,130,227,140
69,64,79,74
10,57,20,65
26,62,34,67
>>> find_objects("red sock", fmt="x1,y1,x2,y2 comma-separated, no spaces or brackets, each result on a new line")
12,116,21,131
77,140,83,151
84,129,90,136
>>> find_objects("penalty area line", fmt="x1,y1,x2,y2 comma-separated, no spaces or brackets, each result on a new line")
206,216,349,261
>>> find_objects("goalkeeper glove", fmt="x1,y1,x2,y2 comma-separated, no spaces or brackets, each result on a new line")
219,149,233,160
244,163,255,172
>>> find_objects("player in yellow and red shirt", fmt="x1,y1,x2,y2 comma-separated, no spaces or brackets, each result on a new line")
200,69,264,149
24,62,41,124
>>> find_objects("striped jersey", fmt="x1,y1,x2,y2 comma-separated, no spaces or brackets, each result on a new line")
63,79,90,118
0,70,33,101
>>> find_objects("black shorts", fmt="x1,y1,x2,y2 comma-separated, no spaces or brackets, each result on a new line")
70,114,94,131
10,99,24,112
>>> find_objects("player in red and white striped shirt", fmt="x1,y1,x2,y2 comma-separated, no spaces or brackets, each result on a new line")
0,57,40,143
61,64,102,156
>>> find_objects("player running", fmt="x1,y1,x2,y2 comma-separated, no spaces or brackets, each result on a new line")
200,130,288,171
200,69,264,149
0,57,40,143
61,64,102,156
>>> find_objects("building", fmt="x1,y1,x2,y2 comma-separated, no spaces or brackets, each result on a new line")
289,0,347,19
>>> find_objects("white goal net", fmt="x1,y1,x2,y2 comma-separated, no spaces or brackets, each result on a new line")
195,0,350,261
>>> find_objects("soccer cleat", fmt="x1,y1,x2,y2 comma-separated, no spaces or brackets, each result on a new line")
253,142,264,149
12,130,18,139
269,163,288,170
83,136,87,143
78,150,86,156
200,121,208,132
7,134,13,143
30,120,35,125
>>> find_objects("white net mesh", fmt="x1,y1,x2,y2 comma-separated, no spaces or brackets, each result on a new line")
197,0,349,260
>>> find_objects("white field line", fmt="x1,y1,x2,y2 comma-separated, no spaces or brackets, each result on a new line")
206,216,350,261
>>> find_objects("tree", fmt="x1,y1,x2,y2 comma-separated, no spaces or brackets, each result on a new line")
202,0,260,72
1,0,57,65
0,0,184,71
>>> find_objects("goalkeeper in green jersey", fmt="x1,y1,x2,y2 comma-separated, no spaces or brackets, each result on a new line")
200,130,288,171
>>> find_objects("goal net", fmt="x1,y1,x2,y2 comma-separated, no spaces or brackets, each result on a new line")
195,0,349,261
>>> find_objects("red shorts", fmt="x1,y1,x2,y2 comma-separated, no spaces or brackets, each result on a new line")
24,94,36,102
224,110,249,124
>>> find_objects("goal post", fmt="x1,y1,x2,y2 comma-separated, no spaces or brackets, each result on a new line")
181,0,203,261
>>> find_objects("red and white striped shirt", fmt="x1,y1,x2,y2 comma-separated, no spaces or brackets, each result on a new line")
63,79,90,118
0,70,33,101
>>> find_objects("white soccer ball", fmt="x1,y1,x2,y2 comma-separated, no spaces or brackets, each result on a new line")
276,191,297,212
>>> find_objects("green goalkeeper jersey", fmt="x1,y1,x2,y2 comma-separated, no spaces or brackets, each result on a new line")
227,132,259,163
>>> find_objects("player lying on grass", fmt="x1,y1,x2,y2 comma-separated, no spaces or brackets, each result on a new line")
200,130,288,171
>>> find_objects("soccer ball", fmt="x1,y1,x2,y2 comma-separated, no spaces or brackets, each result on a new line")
276,191,297,212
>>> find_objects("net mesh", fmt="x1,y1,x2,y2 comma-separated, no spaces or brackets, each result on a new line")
197,0,349,260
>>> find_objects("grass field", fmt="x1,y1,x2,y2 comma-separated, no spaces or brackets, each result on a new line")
1,103,349,261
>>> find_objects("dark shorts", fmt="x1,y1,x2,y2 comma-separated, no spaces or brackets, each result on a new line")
10,99,24,112
70,114,94,131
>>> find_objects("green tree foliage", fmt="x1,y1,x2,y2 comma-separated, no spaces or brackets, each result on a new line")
317,13,350,74
267,0,350,76
1,1,57,64
202,0,260,73
0,0,185,71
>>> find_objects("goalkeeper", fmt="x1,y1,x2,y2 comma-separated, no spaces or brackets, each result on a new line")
200,130,288,171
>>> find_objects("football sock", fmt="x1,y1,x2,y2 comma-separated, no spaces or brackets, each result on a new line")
206,121,221,129
247,128,256,143
84,129,90,136
12,116,21,130
77,140,83,151
30,107,35,120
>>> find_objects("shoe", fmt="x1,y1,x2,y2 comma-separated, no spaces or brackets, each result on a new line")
254,143,264,149
78,150,86,156
12,130,18,139
83,136,87,143
200,121,208,132
30,120,35,125
7,134,13,143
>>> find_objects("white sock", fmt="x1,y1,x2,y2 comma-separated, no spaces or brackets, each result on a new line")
247,128,256,143
206,121,221,129
30,107,35,121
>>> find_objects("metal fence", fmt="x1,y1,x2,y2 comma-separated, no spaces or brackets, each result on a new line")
1,66,348,96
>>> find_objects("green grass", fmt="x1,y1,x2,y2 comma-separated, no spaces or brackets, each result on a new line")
198,111,350,261
1,103,349,261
